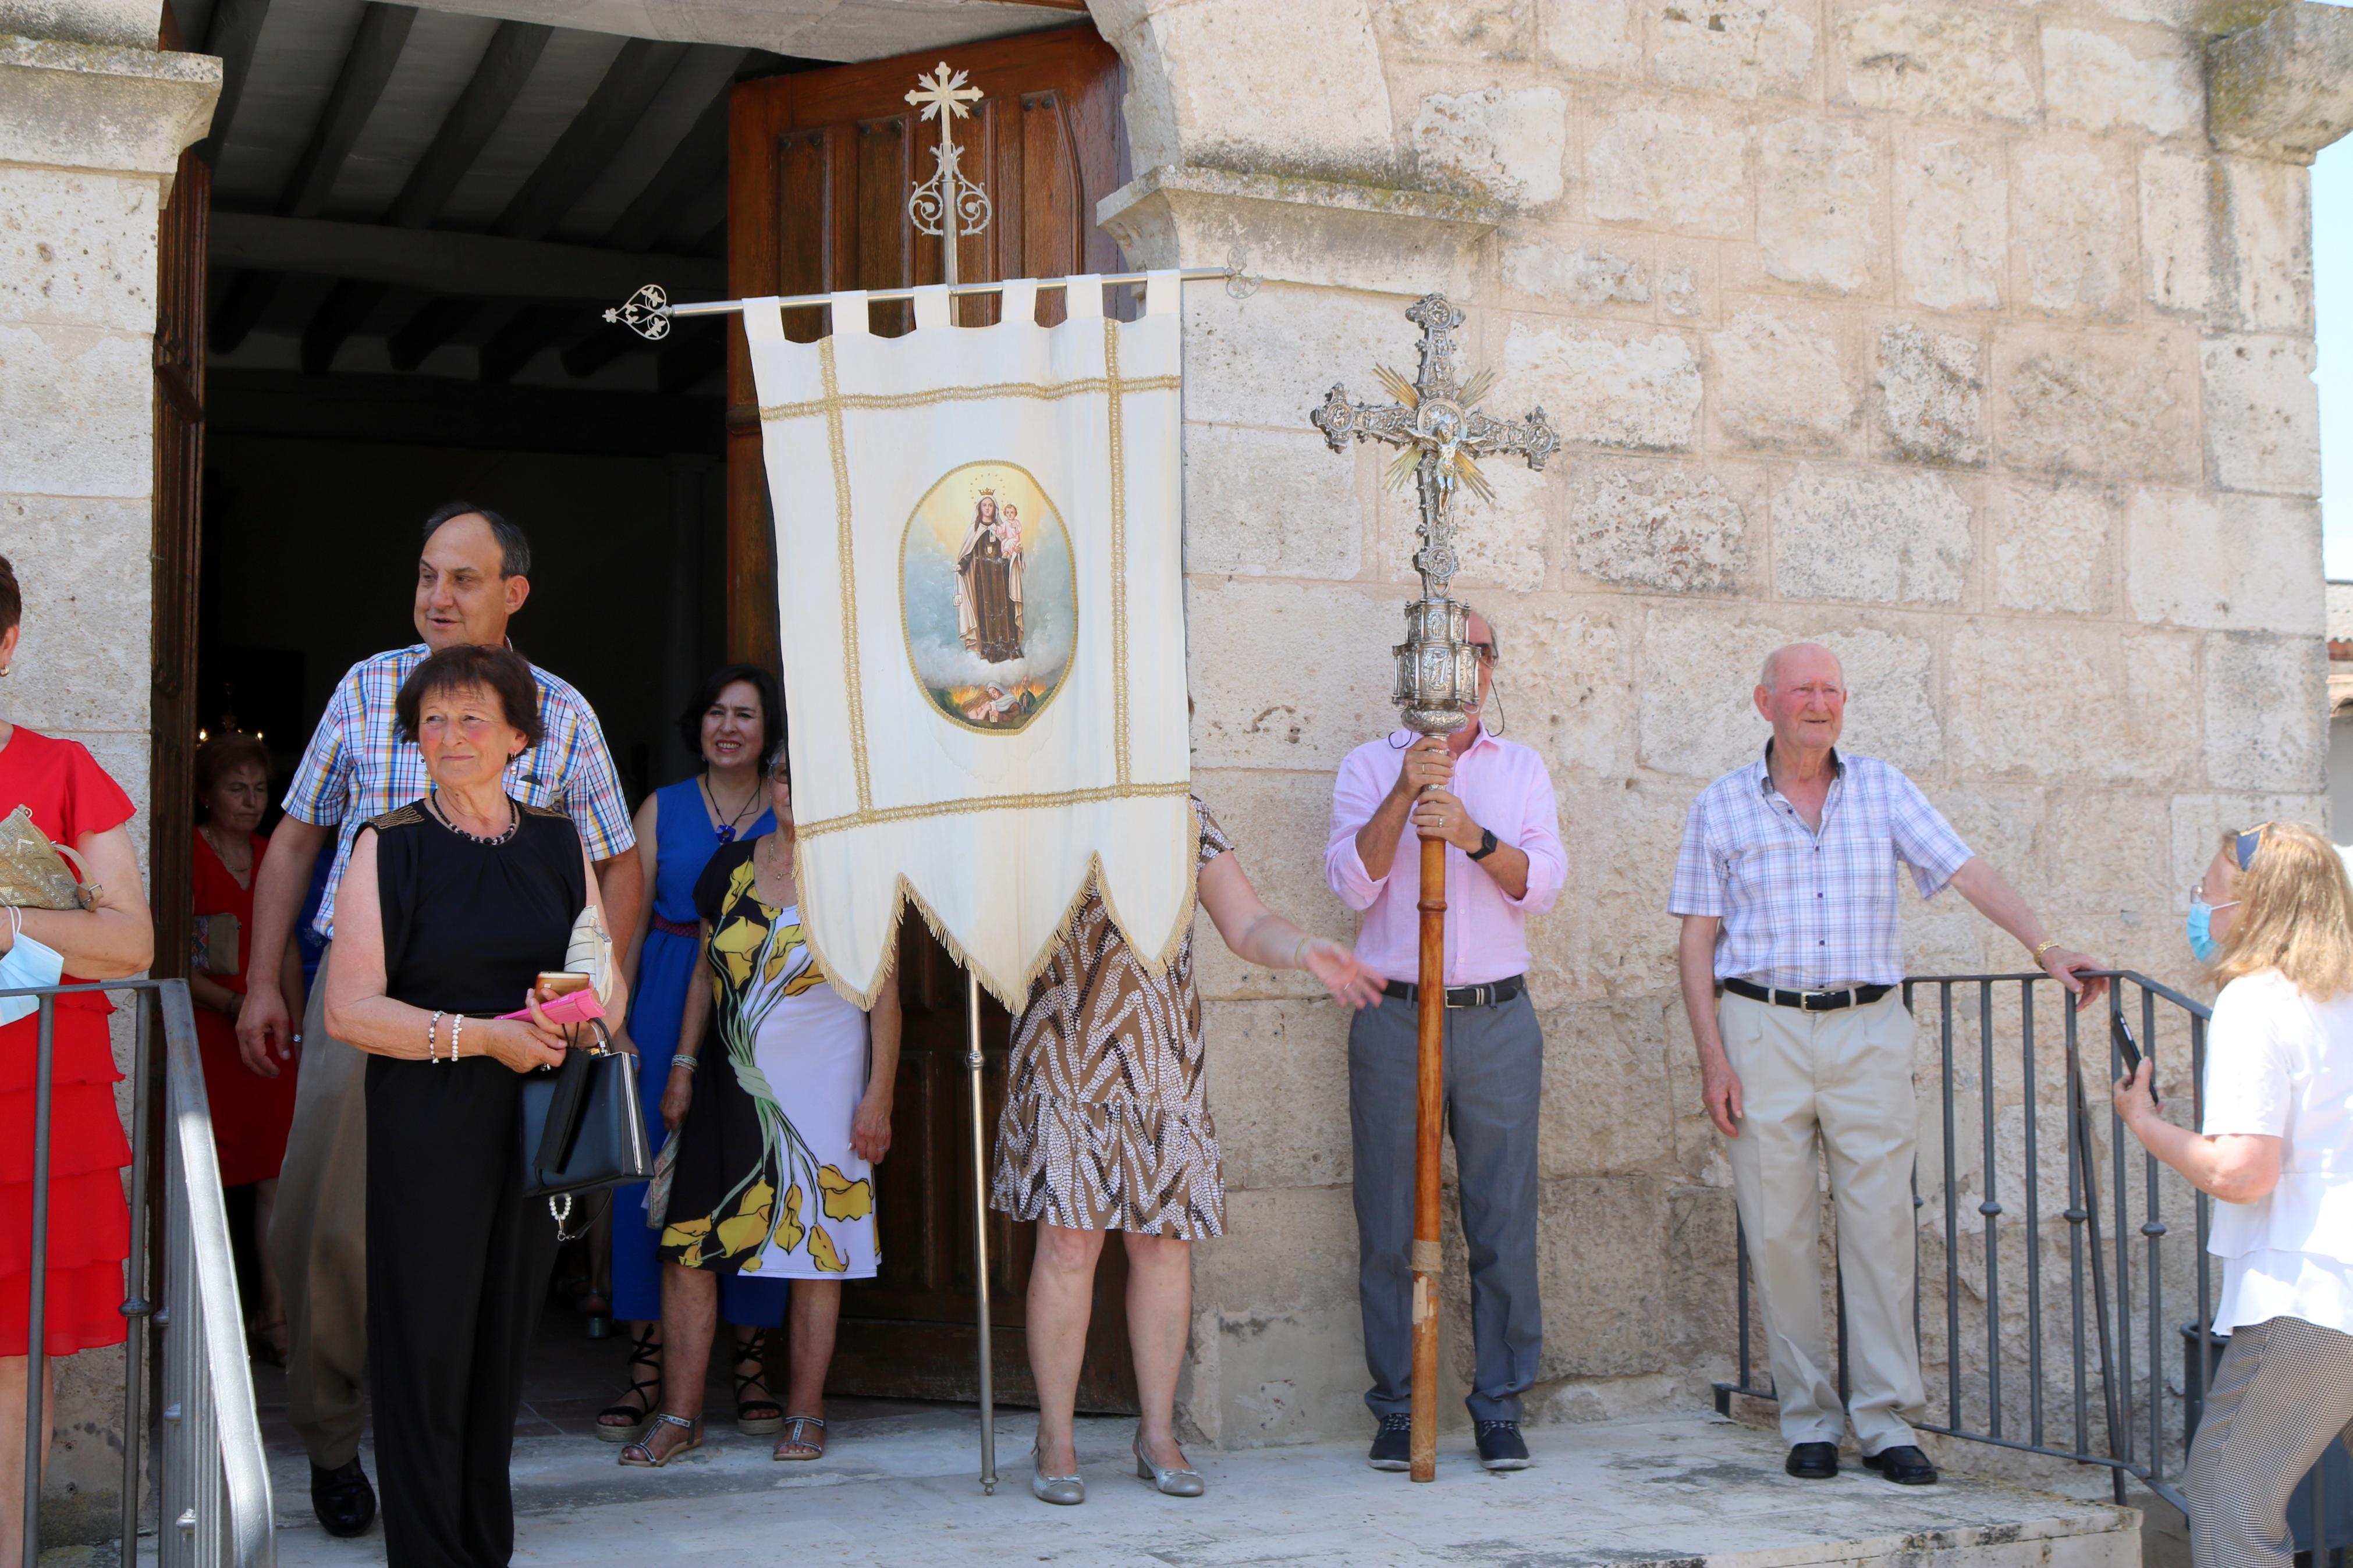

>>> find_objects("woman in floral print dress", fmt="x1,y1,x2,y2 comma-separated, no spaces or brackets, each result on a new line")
626,739,900,1467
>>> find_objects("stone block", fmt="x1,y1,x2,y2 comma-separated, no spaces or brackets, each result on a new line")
1187,283,1429,432
1499,319,1703,452
2125,489,2322,634
1876,321,1983,465
2201,334,2322,496
1568,462,1748,595
1653,0,1816,98
1543,780,1695,998
2042,27,2202,139
0,322,151,498
0,166,157,333
1946,621,2193,785
1770,464,1972,606
1585,106,1750,238
1376,0,1528,54
1190,1300,1368,1448
1833,3,2038,123
0,495,150,737
1711,307,1854,451
1104,0,1394,174
2014,146,2134,319
1540,0,1643,75
1538,995,1677,1178
1655,237,1715,320
1990,483,2117,617
1994,327,2194,483
1185,578,1400,771
1532,1175,1673,1378
1755,117,1879,295
1638,607,1942,778
1190,769,1360,1004
0,37,218,181
1377,457,1553,591
2204,634,2327,794
2203,0,2353,165
2138,148,2216,320
1200,999,1354,1190
1190,1185,1362,1315
1412,87,1569,208
1183,424,1364,581
1501,236,1653,310
1898,138,2007,312
2220,157,2313,335
1507,598,1638,779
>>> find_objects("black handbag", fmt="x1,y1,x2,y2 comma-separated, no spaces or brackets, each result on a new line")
517,1019,652,1240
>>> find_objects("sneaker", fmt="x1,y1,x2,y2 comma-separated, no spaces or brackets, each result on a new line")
1474,1419,1531,1471
1368,1412,1412,1471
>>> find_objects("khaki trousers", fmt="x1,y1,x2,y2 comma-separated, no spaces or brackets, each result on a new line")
266,943,371,1469
1719,987,1925,1455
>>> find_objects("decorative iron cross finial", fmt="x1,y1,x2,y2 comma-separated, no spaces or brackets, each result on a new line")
906,62,992,287
1310,293,1559,603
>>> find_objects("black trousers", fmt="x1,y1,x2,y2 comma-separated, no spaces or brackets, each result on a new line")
366,1055,558,1568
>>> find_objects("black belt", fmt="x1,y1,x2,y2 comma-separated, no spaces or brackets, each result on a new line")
1723,977,1893,1012
1382,975,1524,1010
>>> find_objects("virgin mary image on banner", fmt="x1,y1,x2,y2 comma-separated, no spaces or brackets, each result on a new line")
903,461,1075,734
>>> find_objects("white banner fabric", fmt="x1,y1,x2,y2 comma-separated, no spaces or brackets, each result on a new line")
742,272,1194,1010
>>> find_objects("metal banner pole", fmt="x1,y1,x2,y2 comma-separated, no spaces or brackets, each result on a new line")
1309,295,1559,1481
965,970,998,1494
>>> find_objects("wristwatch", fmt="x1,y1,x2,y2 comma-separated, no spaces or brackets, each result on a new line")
1468,827,1500,862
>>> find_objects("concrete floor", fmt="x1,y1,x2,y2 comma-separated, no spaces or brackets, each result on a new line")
257,1312,2143,1568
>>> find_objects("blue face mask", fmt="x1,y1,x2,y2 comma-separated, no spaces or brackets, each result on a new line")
2187,899,2239,966
0,931,62,1027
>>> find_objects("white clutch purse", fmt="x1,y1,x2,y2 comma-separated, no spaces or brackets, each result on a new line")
565,903,617,1009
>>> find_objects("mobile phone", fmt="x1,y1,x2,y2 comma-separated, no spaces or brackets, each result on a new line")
534,971,592,1000
2111,1012,2159,1109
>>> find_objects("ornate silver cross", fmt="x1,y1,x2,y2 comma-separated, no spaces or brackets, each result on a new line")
905,62,992,288
1309,294,1559,732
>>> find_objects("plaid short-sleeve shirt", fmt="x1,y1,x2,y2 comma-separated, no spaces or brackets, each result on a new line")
284,644,636,940
1669,745,1972,990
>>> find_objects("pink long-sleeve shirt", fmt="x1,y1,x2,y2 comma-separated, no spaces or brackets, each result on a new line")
1324,726,1567,986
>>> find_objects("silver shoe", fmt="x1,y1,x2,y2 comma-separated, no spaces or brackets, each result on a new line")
1030,1446,1084,1506
1134,1436,1205,1498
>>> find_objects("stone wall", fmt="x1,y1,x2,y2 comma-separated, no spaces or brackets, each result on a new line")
1094,0,2343,1448
0,5,217,1537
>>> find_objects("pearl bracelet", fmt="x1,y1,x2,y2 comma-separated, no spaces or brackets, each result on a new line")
426,1010,443,1065
451,1014,465,1061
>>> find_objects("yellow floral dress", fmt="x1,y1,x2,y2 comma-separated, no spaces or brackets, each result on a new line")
658,838,878,1279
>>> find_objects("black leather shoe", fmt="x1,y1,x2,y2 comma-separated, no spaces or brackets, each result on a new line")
311,1459,377,1538
1475,1420,1531,1471
1367,1412,1412,1472
1862,1445,1938,1485
1785,1441,1839,1478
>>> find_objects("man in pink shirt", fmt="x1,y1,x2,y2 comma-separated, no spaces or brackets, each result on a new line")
1325,609,1567,1473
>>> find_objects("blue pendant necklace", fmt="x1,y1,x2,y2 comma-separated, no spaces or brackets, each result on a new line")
704,774,761,844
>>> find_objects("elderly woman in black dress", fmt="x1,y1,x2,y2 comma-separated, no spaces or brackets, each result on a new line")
326,644,624,1568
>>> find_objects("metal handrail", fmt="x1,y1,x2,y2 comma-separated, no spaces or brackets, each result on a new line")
1715,970,2223,1519
0,979,272,1567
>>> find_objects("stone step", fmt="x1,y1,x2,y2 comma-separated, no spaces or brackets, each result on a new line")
266,1410,2139,1568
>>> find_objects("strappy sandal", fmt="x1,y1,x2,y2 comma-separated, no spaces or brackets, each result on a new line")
772,1414,826,1461
734,1329,784,1435
597,1327,662,1443
618,1413,701,1468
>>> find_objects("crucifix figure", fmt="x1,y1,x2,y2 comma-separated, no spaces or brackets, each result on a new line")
1309,293,1559,1481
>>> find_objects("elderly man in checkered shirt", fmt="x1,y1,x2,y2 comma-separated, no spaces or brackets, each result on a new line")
1670,642,2106,1488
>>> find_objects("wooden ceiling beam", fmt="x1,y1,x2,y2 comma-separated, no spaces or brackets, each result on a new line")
214,212,725,300
193,0,274,165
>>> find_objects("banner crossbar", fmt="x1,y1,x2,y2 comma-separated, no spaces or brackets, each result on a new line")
605,262,1257,340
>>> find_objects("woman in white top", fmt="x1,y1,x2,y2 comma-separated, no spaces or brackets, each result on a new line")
2116,819,2353,1568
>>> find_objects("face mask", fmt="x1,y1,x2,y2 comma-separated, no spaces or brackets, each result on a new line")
2187,900,2235,966
0,931,63,1028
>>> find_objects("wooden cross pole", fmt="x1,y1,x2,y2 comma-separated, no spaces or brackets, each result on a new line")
1309,294,1558,1481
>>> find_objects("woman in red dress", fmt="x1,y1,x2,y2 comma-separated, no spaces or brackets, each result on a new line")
188,733,303,1363
0,556,153,1568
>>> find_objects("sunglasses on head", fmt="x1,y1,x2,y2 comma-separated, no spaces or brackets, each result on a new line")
2235,822,2274,873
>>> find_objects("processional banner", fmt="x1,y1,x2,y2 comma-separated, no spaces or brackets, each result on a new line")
741,272,1193,1010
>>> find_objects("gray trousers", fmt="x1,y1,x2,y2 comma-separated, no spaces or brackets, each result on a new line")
1348,989,1543,1424
2187,1316,2353,1568
266,943,371,1469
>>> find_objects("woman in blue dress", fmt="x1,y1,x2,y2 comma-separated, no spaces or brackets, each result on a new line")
596,664,790,1442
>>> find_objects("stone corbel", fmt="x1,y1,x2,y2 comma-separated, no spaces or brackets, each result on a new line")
1098,165,1502,298
2206,1,2353,163
0,34,220,192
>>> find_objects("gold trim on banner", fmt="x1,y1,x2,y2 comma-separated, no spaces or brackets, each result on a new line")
1103,319,1131,789
798,779,1192,839
761,374,1180,423
821,337,874,813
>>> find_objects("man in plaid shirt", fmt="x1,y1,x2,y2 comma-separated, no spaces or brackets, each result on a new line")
236,503,639,1537
1670,643,2103,1488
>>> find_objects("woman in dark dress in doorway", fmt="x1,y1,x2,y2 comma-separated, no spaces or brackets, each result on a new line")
325,643,624,1568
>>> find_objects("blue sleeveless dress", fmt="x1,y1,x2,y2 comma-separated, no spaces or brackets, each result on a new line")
610,777,787,1326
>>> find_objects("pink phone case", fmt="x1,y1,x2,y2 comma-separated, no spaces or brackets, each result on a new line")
498,989,606,1026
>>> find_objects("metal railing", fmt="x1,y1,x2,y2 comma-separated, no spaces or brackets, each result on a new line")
0,978,272,1568
1715,970,2241,1522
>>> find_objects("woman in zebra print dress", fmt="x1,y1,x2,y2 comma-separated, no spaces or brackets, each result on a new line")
992,793,1383,1505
